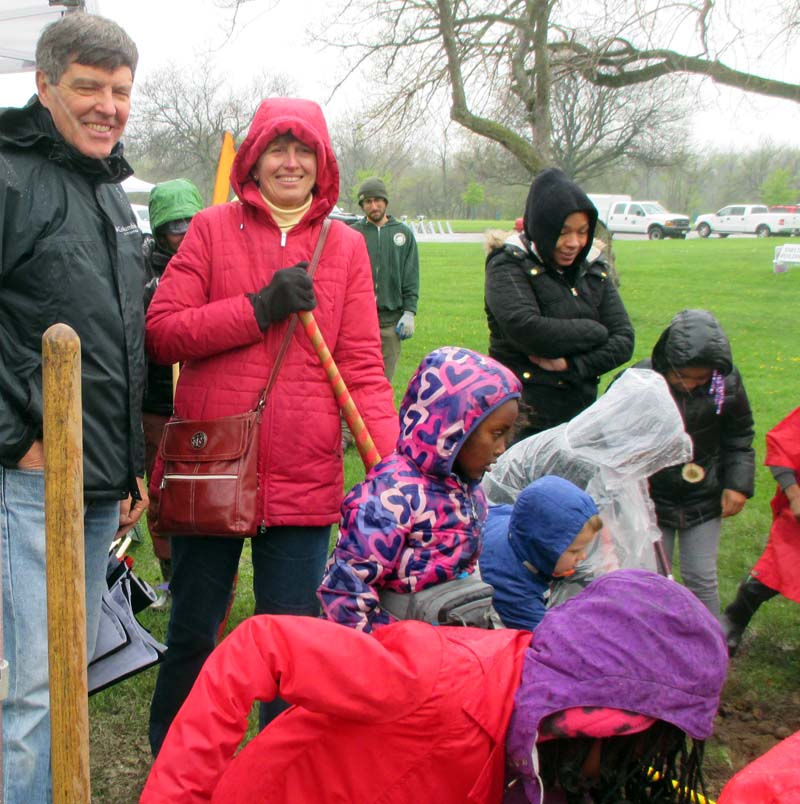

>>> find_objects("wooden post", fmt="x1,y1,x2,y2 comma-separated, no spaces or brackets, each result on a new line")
43,324,90,803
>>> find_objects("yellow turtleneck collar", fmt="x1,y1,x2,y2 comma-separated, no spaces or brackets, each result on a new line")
260,193,313,232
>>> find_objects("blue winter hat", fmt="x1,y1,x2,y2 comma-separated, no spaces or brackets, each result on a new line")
508,475,598,576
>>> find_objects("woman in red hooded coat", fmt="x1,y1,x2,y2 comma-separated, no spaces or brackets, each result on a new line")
145,97,398,754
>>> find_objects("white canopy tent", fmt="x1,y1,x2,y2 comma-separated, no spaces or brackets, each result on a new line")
0,1,98,75
1,2,154,195
121,175,154,195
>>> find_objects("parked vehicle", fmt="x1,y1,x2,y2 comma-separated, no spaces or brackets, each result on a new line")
329,205,360,224
131,203,152,235
587,193,631,224
606,201,690,240
694,204,800,238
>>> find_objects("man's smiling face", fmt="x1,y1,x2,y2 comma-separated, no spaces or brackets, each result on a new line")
36,61,133,159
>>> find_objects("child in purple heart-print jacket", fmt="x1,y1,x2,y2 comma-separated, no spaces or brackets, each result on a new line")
317,346,521,632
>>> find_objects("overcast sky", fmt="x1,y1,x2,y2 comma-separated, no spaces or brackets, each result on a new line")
2,0,799,155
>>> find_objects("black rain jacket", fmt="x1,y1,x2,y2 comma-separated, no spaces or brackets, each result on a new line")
142,238,174,417
485,169,634,431
0,98,145,497
634,309,755,529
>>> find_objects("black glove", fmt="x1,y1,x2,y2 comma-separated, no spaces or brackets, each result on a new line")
248,262,316,330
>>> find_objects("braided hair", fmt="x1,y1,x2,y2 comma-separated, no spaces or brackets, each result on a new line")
536,721,706,804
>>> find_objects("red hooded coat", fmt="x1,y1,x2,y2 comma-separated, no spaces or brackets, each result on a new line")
752,407,800,603
139,617,531,803
146,99,398,526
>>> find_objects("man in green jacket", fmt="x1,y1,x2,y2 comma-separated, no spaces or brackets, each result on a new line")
351,178,419,381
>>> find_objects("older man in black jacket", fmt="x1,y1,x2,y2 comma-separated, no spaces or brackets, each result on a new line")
0,13,146,803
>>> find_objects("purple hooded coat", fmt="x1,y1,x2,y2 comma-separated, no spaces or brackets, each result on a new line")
506,569,727,802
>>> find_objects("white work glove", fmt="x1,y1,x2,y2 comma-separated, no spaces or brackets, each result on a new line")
395,311,416,340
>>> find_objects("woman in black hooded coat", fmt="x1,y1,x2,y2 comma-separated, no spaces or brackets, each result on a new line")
485,168,634,439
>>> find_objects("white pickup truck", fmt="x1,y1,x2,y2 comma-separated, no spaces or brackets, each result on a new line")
694,204,800,238
606,201,691,240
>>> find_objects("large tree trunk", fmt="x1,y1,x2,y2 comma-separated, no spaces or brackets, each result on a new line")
594,219,620,287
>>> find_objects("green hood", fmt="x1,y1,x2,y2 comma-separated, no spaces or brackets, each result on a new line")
148,178,203,232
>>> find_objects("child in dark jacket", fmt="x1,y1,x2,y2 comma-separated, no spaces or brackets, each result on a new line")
480,475,602,630
317,346,521,632
633,309,755,616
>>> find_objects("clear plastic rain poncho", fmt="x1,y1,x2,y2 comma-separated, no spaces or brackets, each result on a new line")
482,368,692,604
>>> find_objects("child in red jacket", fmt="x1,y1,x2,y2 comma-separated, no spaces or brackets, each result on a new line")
717,729,800,804
721,405,800,655
140,570,726,804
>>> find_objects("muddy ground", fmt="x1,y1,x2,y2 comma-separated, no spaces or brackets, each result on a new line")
703,683,800,798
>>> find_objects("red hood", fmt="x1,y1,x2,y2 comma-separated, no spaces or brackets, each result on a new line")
231,97,339,221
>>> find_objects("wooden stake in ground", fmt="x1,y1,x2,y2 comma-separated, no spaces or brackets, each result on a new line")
43,323,90,803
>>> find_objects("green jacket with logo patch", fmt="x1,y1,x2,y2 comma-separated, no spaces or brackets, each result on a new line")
350,215,419,321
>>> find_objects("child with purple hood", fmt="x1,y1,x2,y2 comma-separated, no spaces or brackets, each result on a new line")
504,569,726,802
142,570,726,803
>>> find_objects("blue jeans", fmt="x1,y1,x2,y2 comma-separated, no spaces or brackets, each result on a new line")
148,526,330,755
659,518,722,617
0,466,119,804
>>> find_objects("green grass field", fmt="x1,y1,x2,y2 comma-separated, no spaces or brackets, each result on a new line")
89,235,800,801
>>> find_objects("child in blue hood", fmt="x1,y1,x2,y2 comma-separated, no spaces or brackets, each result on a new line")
480,475,601,630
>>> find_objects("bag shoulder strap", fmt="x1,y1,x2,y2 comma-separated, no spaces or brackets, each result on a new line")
256,217,332,411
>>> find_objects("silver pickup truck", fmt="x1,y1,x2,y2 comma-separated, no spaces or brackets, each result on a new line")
694,204,800,238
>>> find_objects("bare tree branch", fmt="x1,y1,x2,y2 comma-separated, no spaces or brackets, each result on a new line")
219,0,800,181
126,59,293,198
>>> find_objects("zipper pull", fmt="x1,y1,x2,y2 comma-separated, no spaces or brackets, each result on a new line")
280,231,287,247
467,490,478,522
571,286,578,296
160,476,166,490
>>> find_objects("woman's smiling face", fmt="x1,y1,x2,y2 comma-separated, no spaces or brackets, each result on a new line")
254,134,317,208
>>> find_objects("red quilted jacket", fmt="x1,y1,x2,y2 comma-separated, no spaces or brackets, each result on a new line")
146,98,398,527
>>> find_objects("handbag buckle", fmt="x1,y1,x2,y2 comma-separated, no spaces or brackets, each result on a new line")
190,431,208,450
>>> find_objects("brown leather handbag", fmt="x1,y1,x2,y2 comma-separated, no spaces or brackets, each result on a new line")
154,219,330,538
